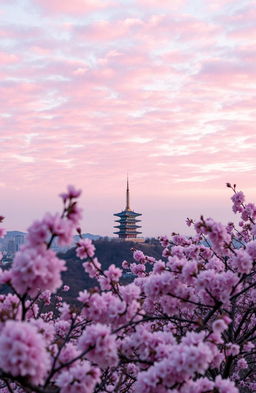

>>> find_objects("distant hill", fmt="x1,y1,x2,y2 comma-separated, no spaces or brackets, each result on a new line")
0,238,163,302
58,238,163,301
73,233,101,241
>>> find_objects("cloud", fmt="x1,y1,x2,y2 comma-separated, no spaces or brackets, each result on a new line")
138,0,186,9
0,0,256,235
0,51,19,64
32,0,111,15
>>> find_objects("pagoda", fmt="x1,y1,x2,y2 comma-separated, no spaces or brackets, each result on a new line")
114,179,143,241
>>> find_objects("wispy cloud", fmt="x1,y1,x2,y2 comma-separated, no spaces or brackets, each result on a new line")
0,0,255,235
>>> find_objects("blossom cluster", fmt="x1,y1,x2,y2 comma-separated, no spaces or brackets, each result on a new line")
0,184,255,393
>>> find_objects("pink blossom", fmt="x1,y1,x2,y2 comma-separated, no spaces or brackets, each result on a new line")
251,224,256,236
77,289,90,304
206,218,231,254
43,213,74,246
25,300,39,319
98,275,112,290
226,343,240,356
30,318,55,344
58,342,80,366
78,323,118,368
130,262,146,277
122,260,130,269
212,319,228,334
0,294,21,322
26,219,49,247
159,236,169,247
133,250,146,263
11,247,66,296
119,282,141,303
0,320,50,384
76,238,95,259
182,260,198,283
241,203,256,222
231,249,253,274
105,264,122,282
40,290,52,305
83,257,101,278
246,240,256,259
56,362,101,393
231,191,245,213
237,358,248,369
134,339,214,392
207,256,225,272
243,342,254,351
0,269,12,285
215,376,239,393
67,203,83,226
55,320,70,338
171,245,185,259
59,185,82,202
172,234,191,246
181,377,214,393
0,184,255,392
226,222,235,234
59,302,71,321
146,256,156,264
166,255,185,272
67,185,82,199
162,247,171,257
153,260,166,274
196,270,239,305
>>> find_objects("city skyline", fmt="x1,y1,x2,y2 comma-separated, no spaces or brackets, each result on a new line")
0,0,255,236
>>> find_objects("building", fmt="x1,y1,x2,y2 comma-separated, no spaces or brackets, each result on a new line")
14,233,25,251
0,231,26,257
114,179,143,242
7,239,16,256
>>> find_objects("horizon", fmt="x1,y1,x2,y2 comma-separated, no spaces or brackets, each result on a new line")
0,0,255,236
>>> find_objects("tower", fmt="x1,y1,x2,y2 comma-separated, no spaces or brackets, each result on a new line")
114,178,143,242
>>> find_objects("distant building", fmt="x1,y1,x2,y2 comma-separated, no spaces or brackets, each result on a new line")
0,231,26,258
7,239,15,256
114,179,143,242
14,233,25,251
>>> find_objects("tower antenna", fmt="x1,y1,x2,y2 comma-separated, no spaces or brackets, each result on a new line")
126,175,130,210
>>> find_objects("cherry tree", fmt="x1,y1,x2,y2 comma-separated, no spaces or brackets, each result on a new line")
0,183,255,393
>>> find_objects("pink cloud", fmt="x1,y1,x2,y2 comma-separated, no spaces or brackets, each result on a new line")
1,0,256,236
197,59,256,88
138,0,186,9
229,26,256,42
204,0,236,11
0,51,19,64
30,46,53,56
33,0,111,15
74,18,144,42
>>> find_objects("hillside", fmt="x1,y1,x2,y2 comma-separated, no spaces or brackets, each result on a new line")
59,238,163,301
0,239,163,302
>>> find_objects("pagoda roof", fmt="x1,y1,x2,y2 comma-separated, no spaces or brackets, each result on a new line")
114,231,142,235
114,209,142,217
114,225,141,229
115,220,141,224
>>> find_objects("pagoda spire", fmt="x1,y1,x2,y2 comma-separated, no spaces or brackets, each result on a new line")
125,176,131,211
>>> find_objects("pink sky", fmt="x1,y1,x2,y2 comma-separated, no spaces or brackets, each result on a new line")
0,0,256,237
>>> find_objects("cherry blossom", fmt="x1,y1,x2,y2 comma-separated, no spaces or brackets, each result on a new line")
0,184,254,393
